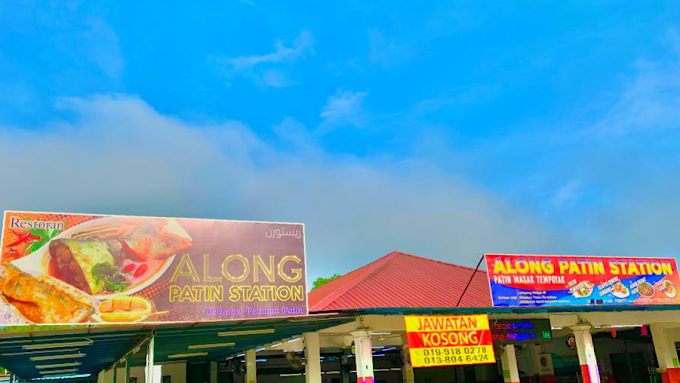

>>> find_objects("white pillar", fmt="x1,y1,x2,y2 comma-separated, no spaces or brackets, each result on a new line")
246,349,257,383
305,332,322,383
651,324,680,383
401,345,415,383
500,345,520,383
115,367,123,383
102,368,115,383
143,336,161,383
153,366,162,383
124,357,130,383
571,325,600,383
145,336,155,383
210,361,218,383
351,331,374,383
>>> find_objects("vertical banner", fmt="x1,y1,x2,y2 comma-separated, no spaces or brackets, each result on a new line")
404,315,495,368
0,211,307,325
485,253,680,307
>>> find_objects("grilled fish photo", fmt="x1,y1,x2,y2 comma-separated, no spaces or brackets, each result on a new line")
0,264,94,323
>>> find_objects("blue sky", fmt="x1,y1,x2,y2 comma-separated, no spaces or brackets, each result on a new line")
2,1,680,283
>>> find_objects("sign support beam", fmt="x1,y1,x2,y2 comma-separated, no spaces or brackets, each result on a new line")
145,334,156,383
246,349,257,383
124,356,130,383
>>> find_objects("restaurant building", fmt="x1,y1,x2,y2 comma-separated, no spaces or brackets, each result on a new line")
1,243,679,382
86,251,680,383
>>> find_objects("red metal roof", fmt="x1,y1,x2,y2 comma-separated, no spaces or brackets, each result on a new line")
309,251,492,312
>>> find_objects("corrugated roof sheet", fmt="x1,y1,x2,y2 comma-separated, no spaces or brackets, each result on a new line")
0,314,355,380
309,251,491,312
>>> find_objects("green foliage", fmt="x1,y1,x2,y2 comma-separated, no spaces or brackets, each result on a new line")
25,228,61,253
312,274,341,290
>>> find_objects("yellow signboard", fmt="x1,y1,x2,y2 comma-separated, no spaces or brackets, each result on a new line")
404,315,495,368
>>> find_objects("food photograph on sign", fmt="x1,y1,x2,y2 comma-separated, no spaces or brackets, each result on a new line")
404,315,495,368
0,211,307,325
485,253,680,307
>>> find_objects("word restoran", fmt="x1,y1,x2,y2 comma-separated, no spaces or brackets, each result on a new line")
8,216,65,230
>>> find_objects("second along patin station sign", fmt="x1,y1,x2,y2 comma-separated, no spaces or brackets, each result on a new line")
404,315,495,368
0,211,307,325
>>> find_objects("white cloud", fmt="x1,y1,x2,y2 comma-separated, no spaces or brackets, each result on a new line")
261,69,294,88
318,89,368,132
0,94,558,282
273,117,311,147
82,17,123,79
226,31,314,69
534,29,680,255
550,180,581,210
368,28,414,65
573,175,680,257
213,31,314,87
28,3,124,80
590,29,680,137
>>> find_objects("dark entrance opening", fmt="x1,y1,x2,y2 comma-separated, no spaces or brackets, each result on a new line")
611,352,650,383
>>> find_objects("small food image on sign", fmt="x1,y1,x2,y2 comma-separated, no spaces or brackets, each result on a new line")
662,281,677,298
571,281,594,298
404,315,495,368
637,282,654,297
611,282,630,298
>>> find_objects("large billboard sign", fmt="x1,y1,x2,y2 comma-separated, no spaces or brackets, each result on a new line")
485,253,680,307
404,315,495,368
0,211,307,325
